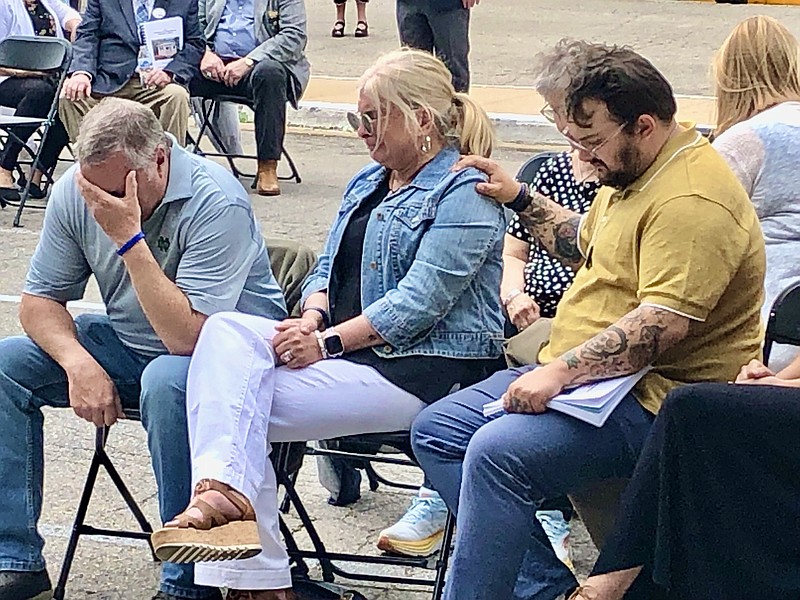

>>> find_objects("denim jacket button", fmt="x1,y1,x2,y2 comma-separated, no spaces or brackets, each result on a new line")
376,212,384,221
369,261,378,269
383,345,393,353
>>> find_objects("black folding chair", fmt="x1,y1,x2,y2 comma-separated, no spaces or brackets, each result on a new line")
0,36,72,227
188,94,301,186
516,150,556,185
54,239,316,600
274,433,455,600
764,281,800,365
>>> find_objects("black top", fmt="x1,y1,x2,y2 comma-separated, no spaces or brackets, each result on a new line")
24,0,57,37
506,152,600,318
329,177,499,404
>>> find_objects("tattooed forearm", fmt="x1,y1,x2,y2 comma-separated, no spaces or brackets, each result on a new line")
517,192,584,270
559,305,690,385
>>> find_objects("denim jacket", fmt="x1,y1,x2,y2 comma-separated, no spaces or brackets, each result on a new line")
301,146,506,359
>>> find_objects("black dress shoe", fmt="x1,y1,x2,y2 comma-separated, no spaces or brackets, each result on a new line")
0,186,19,205
16,175,46,200
0,569,52,600
151,590,223,600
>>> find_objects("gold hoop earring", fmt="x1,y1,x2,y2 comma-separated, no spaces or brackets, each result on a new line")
421,134,432,154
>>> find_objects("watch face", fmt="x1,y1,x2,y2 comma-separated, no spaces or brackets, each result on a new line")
324,333,345,356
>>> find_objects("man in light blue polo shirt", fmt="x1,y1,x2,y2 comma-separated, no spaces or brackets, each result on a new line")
0,98,287,600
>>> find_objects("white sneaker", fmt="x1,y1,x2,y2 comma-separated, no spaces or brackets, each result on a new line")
377,487,449,557
536,509,574,571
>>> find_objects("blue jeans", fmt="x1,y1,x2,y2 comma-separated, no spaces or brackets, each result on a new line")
411,366,655,600
0,314,217,599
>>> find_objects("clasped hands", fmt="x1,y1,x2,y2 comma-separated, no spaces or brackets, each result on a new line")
201,50,252,88
272,316,324,369
734,359,789,387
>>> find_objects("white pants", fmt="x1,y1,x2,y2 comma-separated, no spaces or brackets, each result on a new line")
186,312,426,590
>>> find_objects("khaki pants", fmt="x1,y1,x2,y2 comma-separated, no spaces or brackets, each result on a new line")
59,78,190,145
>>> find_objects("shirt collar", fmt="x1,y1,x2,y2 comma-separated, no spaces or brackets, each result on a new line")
161,134,194,204
365,146,461,191
619,122,705,197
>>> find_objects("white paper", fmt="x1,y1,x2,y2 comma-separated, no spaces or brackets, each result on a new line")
482,368,650,427
139,16,183,71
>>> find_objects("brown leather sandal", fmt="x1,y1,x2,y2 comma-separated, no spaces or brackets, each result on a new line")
151,479,262,564
331,20,345,38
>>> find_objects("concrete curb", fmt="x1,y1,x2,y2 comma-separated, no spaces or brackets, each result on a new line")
285,101,566,146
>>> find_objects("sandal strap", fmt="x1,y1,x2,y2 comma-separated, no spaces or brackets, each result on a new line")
170,497,229,530
194,478,256,521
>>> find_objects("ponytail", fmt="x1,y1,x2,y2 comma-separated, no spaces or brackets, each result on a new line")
451,92,495,158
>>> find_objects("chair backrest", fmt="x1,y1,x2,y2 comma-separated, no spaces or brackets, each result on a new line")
0,36,72,73
764,281,800,364
516,151,557,185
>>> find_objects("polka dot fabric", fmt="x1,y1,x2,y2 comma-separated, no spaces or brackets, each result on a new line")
507,152,600,318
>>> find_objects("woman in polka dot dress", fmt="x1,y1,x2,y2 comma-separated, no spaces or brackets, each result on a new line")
501,151,600,330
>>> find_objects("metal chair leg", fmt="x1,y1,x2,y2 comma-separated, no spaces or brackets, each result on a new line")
277,469,337,583
280,146,302,184
52,427,107,600
431,511,456,600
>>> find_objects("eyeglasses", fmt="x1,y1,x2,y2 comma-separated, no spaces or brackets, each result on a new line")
347,110,378,135
561,122,626,158
540,102,557,124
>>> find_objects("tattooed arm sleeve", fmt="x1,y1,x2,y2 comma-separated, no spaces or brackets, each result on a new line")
516,191,584,270
559,305,691,385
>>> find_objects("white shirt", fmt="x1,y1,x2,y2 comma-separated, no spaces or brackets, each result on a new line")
0,0,79,40
0,0,80,84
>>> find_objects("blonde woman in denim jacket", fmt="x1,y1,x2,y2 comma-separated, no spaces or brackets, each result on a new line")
151,48,506,600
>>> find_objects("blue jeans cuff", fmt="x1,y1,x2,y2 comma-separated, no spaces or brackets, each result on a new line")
159,581,221,600
0,558,47,572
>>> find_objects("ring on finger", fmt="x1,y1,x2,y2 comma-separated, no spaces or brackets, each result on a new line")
280,350,294,363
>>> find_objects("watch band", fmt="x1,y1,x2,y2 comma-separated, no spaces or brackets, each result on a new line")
314,330,328,359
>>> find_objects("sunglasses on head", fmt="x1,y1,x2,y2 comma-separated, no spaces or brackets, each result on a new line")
347,110,378,135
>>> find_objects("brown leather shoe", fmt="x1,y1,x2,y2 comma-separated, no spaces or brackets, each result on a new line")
227,589,297,600
257,160,281,196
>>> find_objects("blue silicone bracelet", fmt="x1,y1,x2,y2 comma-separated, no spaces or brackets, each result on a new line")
117,231,145,256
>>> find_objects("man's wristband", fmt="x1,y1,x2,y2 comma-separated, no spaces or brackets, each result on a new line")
303,306,330,329
117,232,145,256
506,182,532,212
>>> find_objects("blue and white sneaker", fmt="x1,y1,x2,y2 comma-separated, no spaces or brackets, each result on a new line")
377,487,449,557
536,509,573,571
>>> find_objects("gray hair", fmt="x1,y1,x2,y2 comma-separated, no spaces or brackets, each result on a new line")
75,98,168,169
533,39,615,99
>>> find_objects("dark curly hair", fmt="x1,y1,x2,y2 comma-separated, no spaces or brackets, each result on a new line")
565,47,676,131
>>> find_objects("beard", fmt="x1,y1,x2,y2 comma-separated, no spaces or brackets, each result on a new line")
592,141,645,190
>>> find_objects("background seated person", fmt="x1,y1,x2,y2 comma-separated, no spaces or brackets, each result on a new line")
502,40,601,333
59,0,204,146
150,49,506,600
572,352,800,600
411,45,766,600
710,15,800,371
0,0,79,205
192,0,310,196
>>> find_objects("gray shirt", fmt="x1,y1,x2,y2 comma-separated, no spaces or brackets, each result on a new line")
714,101,800,369
25,139,287,357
